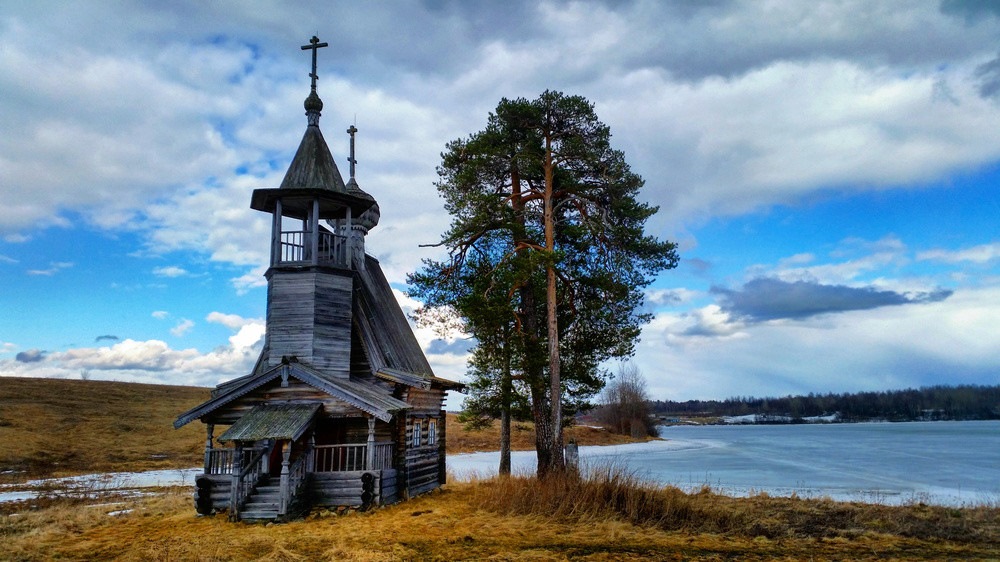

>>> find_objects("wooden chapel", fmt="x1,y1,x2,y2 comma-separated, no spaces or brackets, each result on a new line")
174,36,463,522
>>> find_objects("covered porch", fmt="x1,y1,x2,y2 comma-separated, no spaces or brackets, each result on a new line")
196,403,399,521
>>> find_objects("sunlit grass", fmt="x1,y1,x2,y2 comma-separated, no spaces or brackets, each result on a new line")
0,378,209,479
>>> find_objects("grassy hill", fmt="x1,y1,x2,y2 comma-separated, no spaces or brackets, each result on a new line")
0,377,209,478
0,377,642,479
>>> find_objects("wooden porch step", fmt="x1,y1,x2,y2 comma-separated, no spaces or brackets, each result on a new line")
240,509,279,521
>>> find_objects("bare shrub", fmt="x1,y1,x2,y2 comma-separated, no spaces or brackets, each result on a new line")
593,363,658,438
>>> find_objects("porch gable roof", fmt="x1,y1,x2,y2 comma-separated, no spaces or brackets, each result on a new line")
174,361,410,429
217,403,321,443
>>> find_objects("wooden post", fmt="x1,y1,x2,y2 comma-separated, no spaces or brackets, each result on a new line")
345,207,353,270
438,410,447,485
272,200,283,264
308,434,316,472
261,439,271,475
310,199,320,265
566,439,579,472
204,424,214,473
279,441,291,516
366,417,376,470
396,415,407,499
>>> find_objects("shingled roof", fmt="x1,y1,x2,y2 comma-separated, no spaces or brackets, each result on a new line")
217,403,321,443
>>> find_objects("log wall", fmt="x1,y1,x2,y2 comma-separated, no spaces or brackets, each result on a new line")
402,413,445,497
403,387,446,415
265,268,353,376
311,469,398,507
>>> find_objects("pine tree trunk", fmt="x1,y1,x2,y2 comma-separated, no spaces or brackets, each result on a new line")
519,281,552,478
543,135,564,474
499,339,512,475
530,381,553,477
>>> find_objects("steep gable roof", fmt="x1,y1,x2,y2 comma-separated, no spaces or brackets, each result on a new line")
353,254,435,377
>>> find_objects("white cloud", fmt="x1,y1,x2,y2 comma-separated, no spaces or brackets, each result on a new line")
206,311,256,330
151,310,169,320
599,57,1000,228
637,285,1000,401
0,316,265,387
231,265,268,295
644,287,701,307
26,261,73,276
744,236,909,286
170,319,195,337
918,242,1000,264
153,265,190,278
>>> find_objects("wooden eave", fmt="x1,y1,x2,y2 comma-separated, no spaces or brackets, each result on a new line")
376,368,466,392
249,187,374,219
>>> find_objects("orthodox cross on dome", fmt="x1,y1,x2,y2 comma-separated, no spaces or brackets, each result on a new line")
347,124,358,179
300,35,328,92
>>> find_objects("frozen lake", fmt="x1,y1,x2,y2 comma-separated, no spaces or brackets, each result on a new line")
448,420,1000,506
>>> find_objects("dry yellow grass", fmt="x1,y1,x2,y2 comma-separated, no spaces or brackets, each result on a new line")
0,377,208,479
2,480,997,561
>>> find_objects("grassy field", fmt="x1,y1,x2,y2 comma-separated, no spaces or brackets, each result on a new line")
0,377,209,478
2,377,998,560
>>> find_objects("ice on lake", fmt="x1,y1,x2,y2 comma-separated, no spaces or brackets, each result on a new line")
448,420,1000,506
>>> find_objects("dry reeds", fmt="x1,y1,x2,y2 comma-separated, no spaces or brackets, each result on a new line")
467,461,1000,544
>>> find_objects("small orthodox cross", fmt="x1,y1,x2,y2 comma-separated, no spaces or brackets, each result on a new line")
300,35,328,91
347,125,358,179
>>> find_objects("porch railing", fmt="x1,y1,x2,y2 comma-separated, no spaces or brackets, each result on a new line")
206,449,232,474
205,447,263,475
280,452,310,516
313,442,393,472
230,448,266,520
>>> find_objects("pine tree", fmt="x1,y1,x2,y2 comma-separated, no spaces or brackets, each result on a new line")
409,91,678,475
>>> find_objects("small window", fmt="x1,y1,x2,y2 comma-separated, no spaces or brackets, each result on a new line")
428,419,437,446
412,419,422,447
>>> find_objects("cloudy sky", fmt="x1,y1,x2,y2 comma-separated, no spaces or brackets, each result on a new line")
2,1,999,405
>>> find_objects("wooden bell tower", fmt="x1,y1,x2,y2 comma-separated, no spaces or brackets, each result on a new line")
249,37,376,378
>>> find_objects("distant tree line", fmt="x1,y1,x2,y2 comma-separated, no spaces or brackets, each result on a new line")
652,385,1000,422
